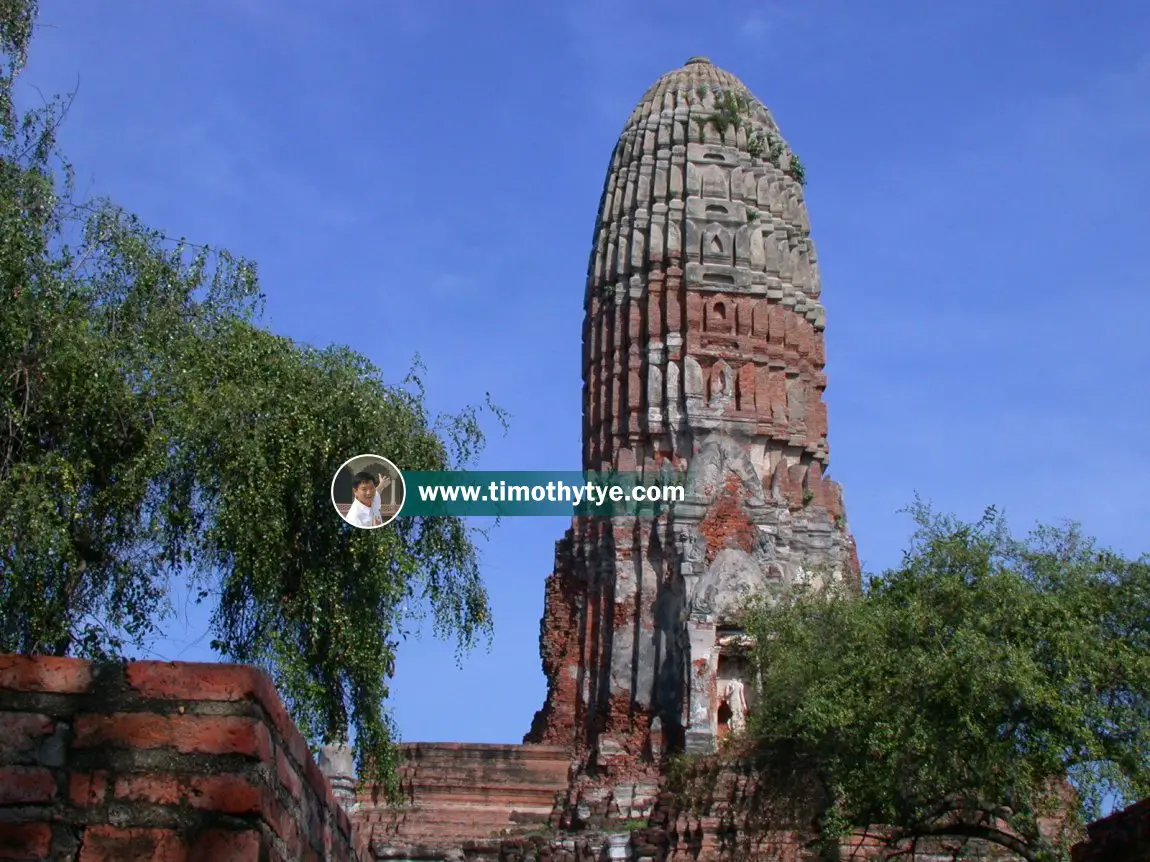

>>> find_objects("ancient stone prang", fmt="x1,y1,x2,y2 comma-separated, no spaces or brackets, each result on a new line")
525,56,861,818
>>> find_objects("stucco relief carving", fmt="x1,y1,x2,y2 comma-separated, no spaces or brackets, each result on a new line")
684,433,765,505
723,679,749,734
688,546,775,621
681,434,789,622
679,528,706,567
708,361,734,409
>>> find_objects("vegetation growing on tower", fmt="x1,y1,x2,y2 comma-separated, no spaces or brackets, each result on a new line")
690,86,808,185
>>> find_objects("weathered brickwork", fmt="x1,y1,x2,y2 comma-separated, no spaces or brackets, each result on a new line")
0,654,367,862
1071,798,1150,862
353,743,569,859
526,57,860,824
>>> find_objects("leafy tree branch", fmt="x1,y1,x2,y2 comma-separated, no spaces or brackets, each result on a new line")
0,0,505,796
671,501,1149,861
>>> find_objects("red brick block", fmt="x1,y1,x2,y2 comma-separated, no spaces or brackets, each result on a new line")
112,772,262,815
333,799,354,845
261,792,319,861
275,746,302,800
0,766,55,804
304,756,331,807
78,826,186,861
126,662,259,703
70,770,109,806
114,773,182,806
74,714,272,760
186,774,262,815
253,674,309,768
0,823,52,860
0,713,53,761
0,655,92,694
187,828,261,861
125,663,308,775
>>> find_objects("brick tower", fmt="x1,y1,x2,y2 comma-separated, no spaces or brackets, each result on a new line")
526,57,860,808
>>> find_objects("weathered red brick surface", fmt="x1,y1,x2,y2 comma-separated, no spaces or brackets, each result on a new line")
0,654,367,861
0,652,1141,860
698,474,758,564
526,58,867,791
355,742,570,858
1072,798,1150,862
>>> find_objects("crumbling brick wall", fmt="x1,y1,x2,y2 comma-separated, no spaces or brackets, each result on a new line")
0,651,1143,862
0,654,367,861
1071,798,1150,862
356,742,570,858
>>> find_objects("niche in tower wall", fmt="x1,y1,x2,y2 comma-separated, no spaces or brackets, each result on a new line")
715,646,755,741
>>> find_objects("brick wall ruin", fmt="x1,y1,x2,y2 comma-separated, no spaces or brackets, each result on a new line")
0,652,1143,861
354,743,570,859
1071,798,1150,862
0,654,367,861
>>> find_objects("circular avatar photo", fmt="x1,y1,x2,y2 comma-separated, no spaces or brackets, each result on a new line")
331,454,405,529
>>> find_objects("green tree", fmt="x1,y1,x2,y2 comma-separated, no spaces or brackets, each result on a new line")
675,503,1150,861
0,0,503,793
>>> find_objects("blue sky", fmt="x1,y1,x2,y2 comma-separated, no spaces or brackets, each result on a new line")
24,0,1150,745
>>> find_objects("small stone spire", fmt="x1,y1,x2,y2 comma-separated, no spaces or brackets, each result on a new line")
317,743,357,810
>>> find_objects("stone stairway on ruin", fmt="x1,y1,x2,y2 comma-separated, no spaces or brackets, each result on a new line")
356,743,572,856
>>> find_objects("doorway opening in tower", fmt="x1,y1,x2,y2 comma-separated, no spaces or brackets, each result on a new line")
716,701,733,742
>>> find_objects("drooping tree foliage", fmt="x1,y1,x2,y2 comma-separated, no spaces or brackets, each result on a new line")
672,502,1150,862
0,0,502,792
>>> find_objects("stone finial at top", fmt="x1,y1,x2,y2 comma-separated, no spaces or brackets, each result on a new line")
621,55,755,132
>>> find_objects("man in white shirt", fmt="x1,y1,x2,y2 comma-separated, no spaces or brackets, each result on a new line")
346,470,387,528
